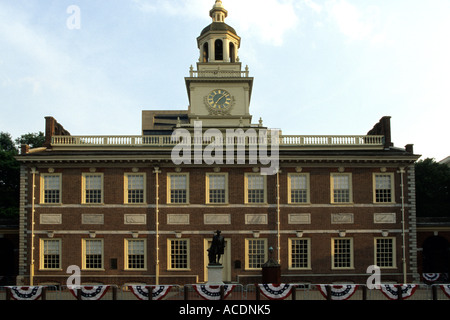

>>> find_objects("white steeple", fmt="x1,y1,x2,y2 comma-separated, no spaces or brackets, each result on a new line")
210,0,228,22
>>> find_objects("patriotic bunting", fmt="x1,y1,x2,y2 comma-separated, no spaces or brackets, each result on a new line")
316,285,359,300
129,285,173,300
192,284,236,300
439,285,450,299
69,285,110,300
423,273,441,283
257,284,294,300
379,284,417,300
7,286,44,300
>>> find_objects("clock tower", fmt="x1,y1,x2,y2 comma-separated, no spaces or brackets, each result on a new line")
185,0,254,128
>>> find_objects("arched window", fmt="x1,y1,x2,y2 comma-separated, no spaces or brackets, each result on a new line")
203,43,209,62
215,39,223,61
229,42,236,63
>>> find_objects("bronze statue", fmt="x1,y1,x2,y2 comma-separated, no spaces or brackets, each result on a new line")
208,230,225,265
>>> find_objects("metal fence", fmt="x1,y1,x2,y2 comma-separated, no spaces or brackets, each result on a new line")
1,284,449,301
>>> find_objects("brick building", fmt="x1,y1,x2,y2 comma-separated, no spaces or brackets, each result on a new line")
16,0,420,286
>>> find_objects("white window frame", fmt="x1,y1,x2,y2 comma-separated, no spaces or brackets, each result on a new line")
245,238,267,270
331,237,354,270
288,238,311,270
40,238,62,270
124,173,147,204
373,173,395,204
244,173,267,204
374,237,397,268
330,173,353,204
206,173,228,204
288,173,310,204
82,239,104,270
82,173,104,204
125,239,147,270
167,238,190,270
167,173,189,204
40,173,62,204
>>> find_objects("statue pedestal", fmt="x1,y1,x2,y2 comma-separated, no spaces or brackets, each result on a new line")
207,264,224,285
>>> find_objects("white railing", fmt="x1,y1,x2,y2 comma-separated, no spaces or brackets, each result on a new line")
189,68,250,78
51,135,384,147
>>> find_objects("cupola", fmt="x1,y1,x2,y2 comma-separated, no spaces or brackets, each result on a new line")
197,0,241,63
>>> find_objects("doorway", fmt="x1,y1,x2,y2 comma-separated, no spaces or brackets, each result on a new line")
204,238,231,282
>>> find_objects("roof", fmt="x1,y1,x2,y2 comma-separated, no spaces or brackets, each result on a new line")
200,22,237,37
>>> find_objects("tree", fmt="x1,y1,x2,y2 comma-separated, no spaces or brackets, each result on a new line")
415,158,450,217
0,132,19,218
15,131,45,149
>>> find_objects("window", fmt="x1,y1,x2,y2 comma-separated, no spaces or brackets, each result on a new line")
125,173,146,204
332,238,353,269
288,173,309,204
83,239,103,269
245,173,266,204
167,173,189,204
375,237,396,268
374,173,394,203
331,173,352,203
206,173,228,204
41,174,61,204
245,238,267,270
215,39,223,60
289,238,310,269
168,239,190,270
82,173,103,204
40,239,61,269
125,239,146,270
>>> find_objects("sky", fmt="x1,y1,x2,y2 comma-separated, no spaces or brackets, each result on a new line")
0,0,449,161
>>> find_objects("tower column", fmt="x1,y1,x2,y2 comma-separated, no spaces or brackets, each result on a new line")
209,38,215,62
224,38,230,62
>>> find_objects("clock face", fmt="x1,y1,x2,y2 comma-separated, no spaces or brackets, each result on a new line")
207,89,232,109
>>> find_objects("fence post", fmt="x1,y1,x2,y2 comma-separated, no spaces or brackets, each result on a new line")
326,285,332,301
149,286,154,301
41,286,47,300
6,287,11,301
77,288,82,301
397,285,403,300
112,286,117,300
220,285,225,300
291,285,296,301
432,285,438,300
255,284,260,300
362,285,367,300
184,285,189,301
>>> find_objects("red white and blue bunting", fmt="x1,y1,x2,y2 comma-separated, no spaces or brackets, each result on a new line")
69,285,110,300
7,286,44,300
129,285,173,300
423,273,441,283
193,284,236,300
316,285,359,300
257,284,294,300
439,285,450,299
379,284,417,300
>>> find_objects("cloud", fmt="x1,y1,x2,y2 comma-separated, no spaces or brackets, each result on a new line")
325,0,383,43
132,0,300,46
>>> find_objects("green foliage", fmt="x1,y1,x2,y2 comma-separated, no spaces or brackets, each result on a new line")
15,131,45,149
0,132,20,219
415,158,450,217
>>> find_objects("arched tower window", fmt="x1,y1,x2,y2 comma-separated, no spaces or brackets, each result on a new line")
203,42,209,62
229,42,236,63
215,39,223,61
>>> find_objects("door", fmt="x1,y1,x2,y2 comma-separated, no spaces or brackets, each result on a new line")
204,238,231,282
